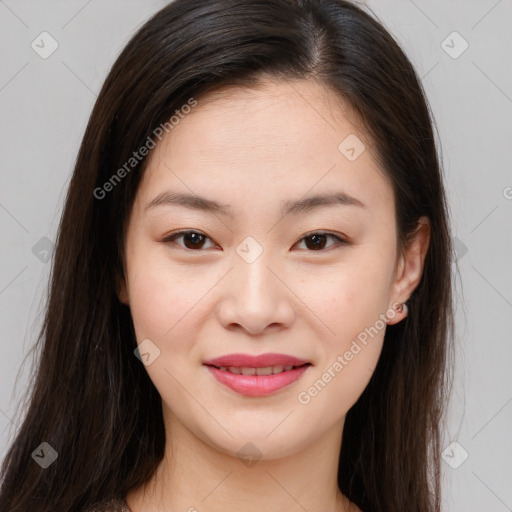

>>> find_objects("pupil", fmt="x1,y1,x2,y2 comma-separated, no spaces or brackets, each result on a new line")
307,234,326,250
185,232,204,249
182,233,328,250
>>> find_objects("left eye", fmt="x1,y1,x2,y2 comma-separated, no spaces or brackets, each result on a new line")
163,230,347,252
295,231,347,251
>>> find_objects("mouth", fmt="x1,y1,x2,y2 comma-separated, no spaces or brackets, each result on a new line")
202,353,312,397
204,363,311,375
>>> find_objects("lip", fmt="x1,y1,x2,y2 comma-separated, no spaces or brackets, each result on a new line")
203,353,310,368
203,352,312,397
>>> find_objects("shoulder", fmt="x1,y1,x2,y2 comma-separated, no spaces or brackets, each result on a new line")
83,498,132,512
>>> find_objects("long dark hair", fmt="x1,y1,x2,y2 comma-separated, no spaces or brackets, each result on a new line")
0,1,454,511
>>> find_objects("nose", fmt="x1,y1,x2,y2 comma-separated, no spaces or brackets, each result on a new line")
215,251,296,335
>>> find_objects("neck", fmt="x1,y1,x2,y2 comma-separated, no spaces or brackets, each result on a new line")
126,409,353,512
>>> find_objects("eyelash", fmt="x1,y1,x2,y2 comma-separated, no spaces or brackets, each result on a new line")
162,230,349,252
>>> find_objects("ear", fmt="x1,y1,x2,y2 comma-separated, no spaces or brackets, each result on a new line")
116,272,130,306
387,216,430,325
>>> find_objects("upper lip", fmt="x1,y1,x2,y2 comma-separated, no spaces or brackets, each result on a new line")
203,353,311,368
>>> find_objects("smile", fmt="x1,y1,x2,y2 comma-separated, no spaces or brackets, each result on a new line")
214,364,305,375
206,363,311,397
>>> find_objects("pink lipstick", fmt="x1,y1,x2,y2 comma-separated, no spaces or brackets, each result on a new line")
203,353,312,397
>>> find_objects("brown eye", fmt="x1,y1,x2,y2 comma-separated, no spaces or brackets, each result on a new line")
163,230,215,250
163,230,347,252
295,232,347,251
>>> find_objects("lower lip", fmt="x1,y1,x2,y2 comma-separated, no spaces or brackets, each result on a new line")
205,365,310,397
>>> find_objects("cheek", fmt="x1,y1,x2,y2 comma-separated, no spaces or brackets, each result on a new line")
302,253,394,335
296,262,390,416
127,251,207,347
296,249,394,404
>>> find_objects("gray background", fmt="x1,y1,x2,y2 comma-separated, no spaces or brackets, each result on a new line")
1,0,511,510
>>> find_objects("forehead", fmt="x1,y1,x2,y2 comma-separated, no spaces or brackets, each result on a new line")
136,78,393,218
169,78,367,158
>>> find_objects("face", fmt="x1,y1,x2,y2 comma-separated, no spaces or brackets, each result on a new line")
119,78,429,460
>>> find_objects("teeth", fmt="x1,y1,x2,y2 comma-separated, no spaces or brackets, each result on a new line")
216,364,303,375
256,366,273,376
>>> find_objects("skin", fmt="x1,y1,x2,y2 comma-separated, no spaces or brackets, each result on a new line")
119,78,430,512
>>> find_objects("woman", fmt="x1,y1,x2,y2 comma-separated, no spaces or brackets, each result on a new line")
0,0,454,511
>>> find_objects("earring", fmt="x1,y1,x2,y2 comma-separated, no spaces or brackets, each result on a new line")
395,302,408,315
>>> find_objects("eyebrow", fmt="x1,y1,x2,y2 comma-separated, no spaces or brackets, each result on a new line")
145,190,365,217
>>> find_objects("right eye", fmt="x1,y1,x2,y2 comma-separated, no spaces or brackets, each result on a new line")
162,230,217,251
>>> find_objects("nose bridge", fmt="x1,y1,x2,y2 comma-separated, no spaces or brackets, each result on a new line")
214,234,295,334
233,234,279,302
